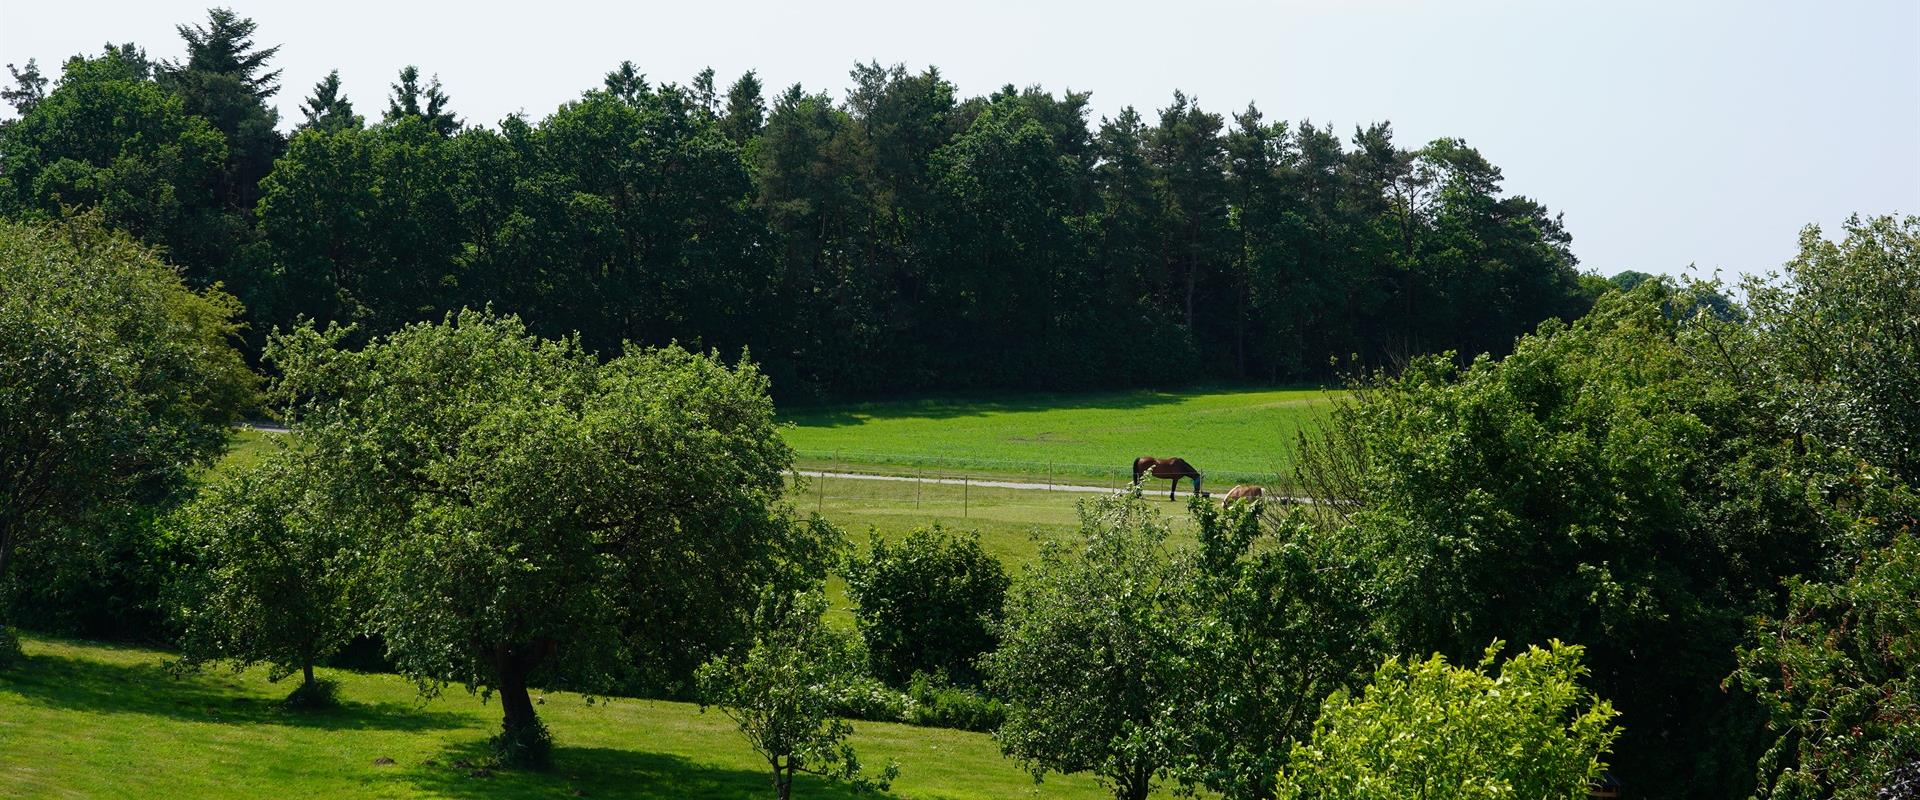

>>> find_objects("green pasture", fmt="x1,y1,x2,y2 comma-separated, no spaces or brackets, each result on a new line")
0,635,1124,800
781,387,1333,486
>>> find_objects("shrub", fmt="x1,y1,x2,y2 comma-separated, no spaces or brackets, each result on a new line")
1276,641,1621,800
698,589,898,799
829,674,911,723
281,676,341,711
0,625,20,667
845,525,1008,686
489,715,553,769
906,671,1005,733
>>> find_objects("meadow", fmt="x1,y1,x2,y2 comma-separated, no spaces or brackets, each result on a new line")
780,387,1332,486
0,635,1121,800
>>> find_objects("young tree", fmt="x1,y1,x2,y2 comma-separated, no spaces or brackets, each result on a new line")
170,449,357,706
267,309,829,765
982,491,1191,800
1166,501,1380,800
1275,641,1621,800
0,214,253,657
698,590,899,800
844,525,1008,685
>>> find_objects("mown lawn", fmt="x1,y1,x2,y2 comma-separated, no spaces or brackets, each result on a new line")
0,635,1123,799
781,387,1333,485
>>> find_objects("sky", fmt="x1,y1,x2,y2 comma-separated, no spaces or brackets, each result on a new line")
3,0,1915,280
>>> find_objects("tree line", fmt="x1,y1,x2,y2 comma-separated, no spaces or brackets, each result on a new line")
1,9,1598,398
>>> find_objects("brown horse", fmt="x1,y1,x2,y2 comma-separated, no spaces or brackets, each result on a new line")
1221,484,1264,507
1133,456,1205,500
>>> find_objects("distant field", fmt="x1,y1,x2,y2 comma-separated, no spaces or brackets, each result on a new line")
782,387,1334,486
0,635,1124,800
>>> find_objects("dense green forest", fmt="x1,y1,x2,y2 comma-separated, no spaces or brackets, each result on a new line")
0,10,1596,397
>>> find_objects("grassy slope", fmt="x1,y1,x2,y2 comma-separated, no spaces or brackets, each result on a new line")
0,636,1119,800
781,387,1331,485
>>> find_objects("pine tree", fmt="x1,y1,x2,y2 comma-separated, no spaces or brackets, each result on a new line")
720,71,765,145
385,65,458,136
173,7,281,99
297,70,361,131
2,59,47,117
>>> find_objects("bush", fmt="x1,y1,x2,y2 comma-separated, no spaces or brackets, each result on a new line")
0,625,20,667
1276,641,1621,800
281,676,341,710
845,526,1009,686
906,671,1005,733
830,674,912,723
489,715,553,769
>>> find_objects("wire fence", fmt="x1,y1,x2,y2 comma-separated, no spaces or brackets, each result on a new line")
789,448,1282,486
785,461,1290,524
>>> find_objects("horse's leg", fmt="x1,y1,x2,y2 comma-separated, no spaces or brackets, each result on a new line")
1169,477,1177,501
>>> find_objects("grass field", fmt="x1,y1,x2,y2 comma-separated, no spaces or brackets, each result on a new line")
0,635,1124,800
781,387,1332,486
59,394,1238,798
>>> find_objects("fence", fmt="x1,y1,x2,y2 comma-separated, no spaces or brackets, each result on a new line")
785,460,1297,528
789,448,1281,487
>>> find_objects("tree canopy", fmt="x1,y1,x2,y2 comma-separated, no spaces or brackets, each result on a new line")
0,213,252,646
265,309,834,762
1,10,1601,398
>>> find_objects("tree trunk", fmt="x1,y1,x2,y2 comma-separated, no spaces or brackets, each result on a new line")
498,655,539,739
302,661,316,689
775,758,793,800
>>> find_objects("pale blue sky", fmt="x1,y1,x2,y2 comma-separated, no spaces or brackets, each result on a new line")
4,0,1915,280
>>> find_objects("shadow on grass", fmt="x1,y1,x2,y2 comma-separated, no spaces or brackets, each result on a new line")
781,387,1224,428
396,740,885,800
2,650,466,732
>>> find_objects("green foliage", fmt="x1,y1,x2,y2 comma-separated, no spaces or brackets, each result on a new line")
0,214,253,639
1276,641,1621,800
983,491,1190,800
1166,501,1380,799
6,9,1593,397
280,675,340,710
489,714,554,769
169,448,357,698
1737,214,1920,485
265,309,829,759
844,525,1008,685
1732,523,1920,800
698,590,901,799
1304,286,1836,797
0,625,18,667
905,671,1005,733
0,50,236,284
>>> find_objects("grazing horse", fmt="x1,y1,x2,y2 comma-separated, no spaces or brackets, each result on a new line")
1221,484,1265,507
1133,456,1205,500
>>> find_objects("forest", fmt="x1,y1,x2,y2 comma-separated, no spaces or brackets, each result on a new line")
0,10,1597,398
4,8,1918,800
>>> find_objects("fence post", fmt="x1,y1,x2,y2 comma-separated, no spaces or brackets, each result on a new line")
915,470,922,510
1047,461,1053,491
963,475,970,519
816,472,824,513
